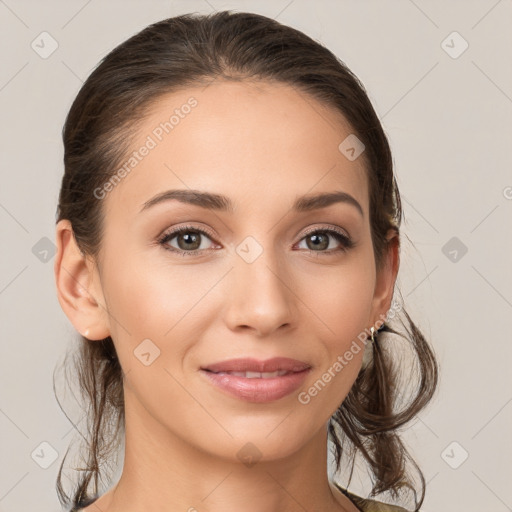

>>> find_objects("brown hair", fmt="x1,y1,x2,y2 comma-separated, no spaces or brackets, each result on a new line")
55,11,438,511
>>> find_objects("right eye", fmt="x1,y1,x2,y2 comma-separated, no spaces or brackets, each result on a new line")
157,225,219,256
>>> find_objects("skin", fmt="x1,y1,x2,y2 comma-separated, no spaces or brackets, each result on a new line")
55,80,399,512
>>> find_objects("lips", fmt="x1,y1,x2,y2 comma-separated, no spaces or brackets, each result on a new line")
201,357,311,374
212,370,289,378
200,357,312,402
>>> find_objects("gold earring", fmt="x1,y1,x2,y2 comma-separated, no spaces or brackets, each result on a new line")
361,327,375,369
370,322,387,343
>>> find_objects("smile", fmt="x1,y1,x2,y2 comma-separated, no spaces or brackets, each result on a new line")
200,365,311,403
210,370,290,378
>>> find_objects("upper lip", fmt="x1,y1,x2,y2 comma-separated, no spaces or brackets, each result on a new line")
201,357,311,373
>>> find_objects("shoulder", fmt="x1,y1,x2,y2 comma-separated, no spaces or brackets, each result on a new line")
333,481,410,512
345,491,410,512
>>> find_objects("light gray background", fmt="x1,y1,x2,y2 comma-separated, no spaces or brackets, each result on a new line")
1,0,511,511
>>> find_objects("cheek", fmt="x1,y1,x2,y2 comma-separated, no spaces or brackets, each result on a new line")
299,256,376,405
101,252,222,364
297,270,375,414
301,260,375,340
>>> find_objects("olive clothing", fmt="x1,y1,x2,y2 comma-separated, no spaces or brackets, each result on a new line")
333,481,410,511
70,483,410,512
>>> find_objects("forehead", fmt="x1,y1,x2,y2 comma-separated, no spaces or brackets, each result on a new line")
103,80,369,217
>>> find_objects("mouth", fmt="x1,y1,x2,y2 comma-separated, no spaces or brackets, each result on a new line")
203,369,292,378
201,356,311,374
200,357,311,402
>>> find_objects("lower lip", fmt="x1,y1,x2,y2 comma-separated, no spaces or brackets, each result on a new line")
200,369,311,403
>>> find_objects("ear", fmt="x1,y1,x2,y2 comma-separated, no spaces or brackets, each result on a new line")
370,229,400,327
54,219,110,340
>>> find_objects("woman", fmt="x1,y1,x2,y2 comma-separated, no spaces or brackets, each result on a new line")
54,11,438,512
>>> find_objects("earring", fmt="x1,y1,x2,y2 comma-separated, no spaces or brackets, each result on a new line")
361,331,373,369
361,324,383,370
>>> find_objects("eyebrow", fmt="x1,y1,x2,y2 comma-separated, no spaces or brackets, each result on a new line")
140,189,363,217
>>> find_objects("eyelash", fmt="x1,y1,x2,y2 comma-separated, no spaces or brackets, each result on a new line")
157,224,355,257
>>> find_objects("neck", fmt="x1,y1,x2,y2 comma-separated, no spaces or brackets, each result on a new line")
95,389,352,512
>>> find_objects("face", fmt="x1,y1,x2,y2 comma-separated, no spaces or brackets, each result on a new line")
71,80,396,461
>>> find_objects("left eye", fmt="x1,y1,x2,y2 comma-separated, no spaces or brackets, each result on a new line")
295,229,353,253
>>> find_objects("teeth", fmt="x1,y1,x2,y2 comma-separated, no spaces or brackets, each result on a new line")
216,370,289,378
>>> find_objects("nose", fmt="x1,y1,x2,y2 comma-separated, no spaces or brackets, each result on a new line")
223,250,297,337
